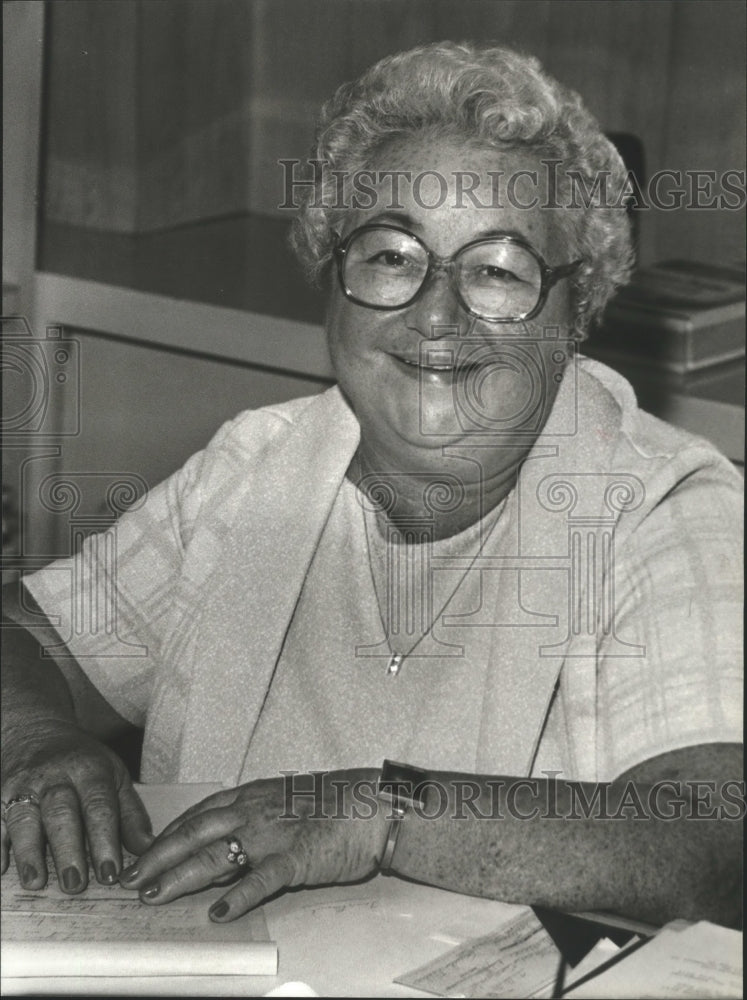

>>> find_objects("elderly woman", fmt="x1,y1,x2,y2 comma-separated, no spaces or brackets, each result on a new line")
1,43,742,928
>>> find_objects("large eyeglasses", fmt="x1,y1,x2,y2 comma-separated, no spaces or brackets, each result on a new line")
334,224,582,323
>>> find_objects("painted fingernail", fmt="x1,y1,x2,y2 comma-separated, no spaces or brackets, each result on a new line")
209,900,229,919
62,866,81,891
121,866,139,883
21,863,38,886
100,860,117,884
140,882,160,899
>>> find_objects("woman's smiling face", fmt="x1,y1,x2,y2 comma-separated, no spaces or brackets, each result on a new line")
325,134,577,474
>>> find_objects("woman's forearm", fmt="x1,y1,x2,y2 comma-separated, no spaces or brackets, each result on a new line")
390,763,743,927
1,619,77,743
2,580,138,745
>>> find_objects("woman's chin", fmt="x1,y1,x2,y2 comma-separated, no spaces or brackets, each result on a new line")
387,398,475,452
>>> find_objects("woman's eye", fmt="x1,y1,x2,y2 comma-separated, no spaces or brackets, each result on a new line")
367,250,409,268
478,264,521,283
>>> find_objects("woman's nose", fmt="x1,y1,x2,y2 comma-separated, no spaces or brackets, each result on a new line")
406,268,465,339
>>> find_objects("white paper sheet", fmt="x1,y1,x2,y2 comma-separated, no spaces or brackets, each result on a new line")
566,920,742,998
262,877,529,997
394,906,561,998
1,783,276,983
1,940,278,978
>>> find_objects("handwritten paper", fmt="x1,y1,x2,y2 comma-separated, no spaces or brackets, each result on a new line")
2,865,270,943
1,783,277,979
394,906,560,998
565,920,742,998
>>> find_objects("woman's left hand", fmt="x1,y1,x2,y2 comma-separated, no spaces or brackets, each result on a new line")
119,769,387,921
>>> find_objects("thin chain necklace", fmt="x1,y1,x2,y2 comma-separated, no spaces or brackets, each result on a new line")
356,459,507,677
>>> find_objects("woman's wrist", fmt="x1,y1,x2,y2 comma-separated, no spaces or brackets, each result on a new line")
376,760,429,873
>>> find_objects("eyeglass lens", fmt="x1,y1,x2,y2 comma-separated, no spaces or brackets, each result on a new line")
342,228,543,319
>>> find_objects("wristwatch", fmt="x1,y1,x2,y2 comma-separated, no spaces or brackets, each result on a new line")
377,759,428,873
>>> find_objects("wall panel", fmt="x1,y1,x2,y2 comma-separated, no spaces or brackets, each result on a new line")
136,0,254,230
657,0,746,264
40,0,745,267
43,0,138,230
434,0,551,60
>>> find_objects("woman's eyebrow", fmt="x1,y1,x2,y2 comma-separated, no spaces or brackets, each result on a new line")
365,210,419,229
362,214,533,246
468,226,530,243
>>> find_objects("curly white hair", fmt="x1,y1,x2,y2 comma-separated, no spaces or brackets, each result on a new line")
290,41,635,336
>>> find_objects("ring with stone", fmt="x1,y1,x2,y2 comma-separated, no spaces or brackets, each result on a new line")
226,836,249,867
4,793,41,815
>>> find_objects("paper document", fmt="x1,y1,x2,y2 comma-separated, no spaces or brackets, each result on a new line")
560,936,626,992
1,783,277,979
2,940,277,979
394,906,561,998
565,919,742,998
262,873,530,997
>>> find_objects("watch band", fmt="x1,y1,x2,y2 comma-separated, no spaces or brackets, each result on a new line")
378,759,428,873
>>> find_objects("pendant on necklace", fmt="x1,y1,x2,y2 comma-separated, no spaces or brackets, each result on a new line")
386,653,404,677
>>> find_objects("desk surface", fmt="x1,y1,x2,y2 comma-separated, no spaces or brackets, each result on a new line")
3,877,534,997
1,784,532,997
1,784,741,998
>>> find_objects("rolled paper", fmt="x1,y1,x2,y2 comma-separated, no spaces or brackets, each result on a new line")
1,940,278,978
263,983,319,997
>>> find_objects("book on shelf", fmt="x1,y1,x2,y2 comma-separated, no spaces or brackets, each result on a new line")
591,259,745,373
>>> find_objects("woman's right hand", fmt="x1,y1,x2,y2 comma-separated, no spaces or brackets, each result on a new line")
1,718,153,892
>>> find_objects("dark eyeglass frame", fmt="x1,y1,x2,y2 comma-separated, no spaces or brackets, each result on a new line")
333,223,583,323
